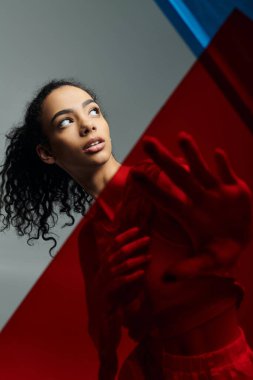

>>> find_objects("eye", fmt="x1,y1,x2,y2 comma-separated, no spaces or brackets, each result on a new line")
89,106,100,116
58,118,73,128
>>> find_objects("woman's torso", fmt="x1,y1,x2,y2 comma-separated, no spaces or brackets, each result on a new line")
89,161,243,345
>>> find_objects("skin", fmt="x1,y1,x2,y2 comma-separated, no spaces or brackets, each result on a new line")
36,85,152,379
36,84,151,288
130,134,252,355
35,85,253,376
36,85,121,197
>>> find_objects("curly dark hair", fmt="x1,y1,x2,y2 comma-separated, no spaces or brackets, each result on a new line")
0,79,99,255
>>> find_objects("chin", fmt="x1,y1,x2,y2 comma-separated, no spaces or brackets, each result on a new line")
88,152,112,166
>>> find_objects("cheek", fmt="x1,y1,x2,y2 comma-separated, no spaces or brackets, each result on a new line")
50,137,77,157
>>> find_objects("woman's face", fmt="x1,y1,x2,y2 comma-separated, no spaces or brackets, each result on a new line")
37,85,113,176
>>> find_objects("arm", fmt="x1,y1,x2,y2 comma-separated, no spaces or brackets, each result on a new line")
78,220,151,380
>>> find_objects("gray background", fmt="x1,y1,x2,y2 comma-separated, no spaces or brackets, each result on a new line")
0,0,194,329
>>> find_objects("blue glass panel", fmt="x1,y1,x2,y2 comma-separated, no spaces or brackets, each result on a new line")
154,0,253,56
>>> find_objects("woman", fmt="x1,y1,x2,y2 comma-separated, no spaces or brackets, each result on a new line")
0,79,152,378
0,79,252,379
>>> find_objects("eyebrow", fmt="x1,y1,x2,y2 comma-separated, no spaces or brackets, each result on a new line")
50,98,96,125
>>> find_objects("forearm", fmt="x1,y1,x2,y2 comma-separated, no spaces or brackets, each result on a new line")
89,306,121,380
98,354,118,380
86,285,121,380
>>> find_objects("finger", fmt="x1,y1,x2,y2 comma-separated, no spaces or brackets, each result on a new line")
114,226,141,247
142,136,203,201
104,227,142,259
112,254,151,275
111,269,145,292
109,236,151,265
131,170,201,246
176,156,190,172
178,132,218,188
214,148,237,184
131,169,189,222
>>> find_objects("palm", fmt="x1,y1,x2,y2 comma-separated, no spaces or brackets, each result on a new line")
183,177,252,247
132,133,253,276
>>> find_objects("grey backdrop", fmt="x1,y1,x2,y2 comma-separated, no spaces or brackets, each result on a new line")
0,0,194,329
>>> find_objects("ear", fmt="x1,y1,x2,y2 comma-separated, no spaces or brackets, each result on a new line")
36,144,56,164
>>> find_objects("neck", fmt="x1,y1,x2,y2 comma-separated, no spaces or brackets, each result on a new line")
74,156,121,198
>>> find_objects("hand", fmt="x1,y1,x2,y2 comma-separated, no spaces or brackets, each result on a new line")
96,226,151,308
89,226,151,354
132,132,253,276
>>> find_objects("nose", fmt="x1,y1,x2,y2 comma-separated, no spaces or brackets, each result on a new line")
79,123,97,136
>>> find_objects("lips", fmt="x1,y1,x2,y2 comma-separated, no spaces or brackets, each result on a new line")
82,137,105,154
